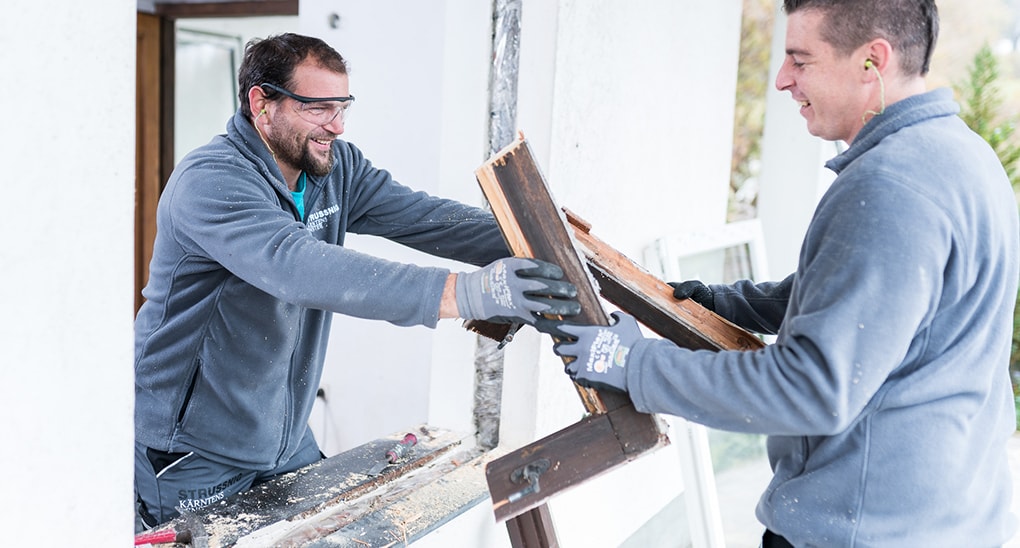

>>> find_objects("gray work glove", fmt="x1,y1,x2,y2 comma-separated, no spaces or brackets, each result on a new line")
456,257,580,324
669,280,714,311
535,311,644,393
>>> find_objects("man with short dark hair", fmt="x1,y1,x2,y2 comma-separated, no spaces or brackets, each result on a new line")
134,33,579,528
536,1,1018,545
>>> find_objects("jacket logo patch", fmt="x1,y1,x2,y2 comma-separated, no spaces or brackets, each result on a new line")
306,204,339,231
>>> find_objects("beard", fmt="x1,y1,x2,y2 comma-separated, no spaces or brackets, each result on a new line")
267,120,336,178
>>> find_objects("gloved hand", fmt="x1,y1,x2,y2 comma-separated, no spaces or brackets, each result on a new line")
668,280,714,311
535,312,645,393
456,257,580,324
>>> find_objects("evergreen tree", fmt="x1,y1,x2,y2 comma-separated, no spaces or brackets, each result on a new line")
956,44,1020,188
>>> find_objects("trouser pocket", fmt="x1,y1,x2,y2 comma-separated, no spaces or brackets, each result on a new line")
134,442,256,527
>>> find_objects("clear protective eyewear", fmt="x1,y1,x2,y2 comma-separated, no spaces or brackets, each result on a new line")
260,82,355,126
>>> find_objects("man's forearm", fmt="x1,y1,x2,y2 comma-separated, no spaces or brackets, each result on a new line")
439,273,460,319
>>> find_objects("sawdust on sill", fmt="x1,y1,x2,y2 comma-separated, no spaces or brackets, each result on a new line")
229,450,489,547
164,430,490,547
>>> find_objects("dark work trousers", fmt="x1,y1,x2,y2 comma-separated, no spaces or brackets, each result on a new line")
762,529,796,548
134,427,323,530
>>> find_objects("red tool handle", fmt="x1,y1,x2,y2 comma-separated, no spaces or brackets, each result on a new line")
134,528,178,545
385,433,418,463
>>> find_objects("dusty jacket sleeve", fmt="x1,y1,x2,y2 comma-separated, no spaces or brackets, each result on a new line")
710,275,793,335
339,142,509,267
163,153,452,327
625,175,947,435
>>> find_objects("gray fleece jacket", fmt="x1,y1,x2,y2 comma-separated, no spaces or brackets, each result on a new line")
135,108,507,470
628,89,1018,546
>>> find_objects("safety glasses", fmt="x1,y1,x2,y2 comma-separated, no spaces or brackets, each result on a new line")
260,82,355,126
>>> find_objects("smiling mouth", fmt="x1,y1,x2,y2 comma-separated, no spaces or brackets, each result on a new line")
312,137,334,146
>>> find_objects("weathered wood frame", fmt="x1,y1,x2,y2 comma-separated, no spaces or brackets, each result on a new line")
475,135,765,535
146,427,495,547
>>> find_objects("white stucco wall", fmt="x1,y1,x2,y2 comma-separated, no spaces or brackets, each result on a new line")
297,0,496,455
502,0,743,448
0,1,137,545
505,3,745,546
545,1,740,253
757,5,840,277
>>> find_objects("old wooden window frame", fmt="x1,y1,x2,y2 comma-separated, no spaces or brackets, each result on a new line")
475,135,765,546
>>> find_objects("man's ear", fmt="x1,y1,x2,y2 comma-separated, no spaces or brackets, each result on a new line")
861,38,893,75
248,86,269,119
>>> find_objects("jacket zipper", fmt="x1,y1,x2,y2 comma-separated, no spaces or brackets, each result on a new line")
176,359,202,424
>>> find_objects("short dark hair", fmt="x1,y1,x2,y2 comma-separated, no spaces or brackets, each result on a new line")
783,0,939,76
237,33,349,120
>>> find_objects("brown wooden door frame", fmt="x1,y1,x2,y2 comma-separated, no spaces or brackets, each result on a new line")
135,12,174,312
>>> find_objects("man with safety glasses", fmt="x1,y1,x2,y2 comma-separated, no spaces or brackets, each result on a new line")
133,32,580,529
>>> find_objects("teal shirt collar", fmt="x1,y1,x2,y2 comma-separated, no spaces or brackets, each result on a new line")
291,172,307,221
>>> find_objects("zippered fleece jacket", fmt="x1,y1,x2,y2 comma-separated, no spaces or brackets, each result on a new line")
135,108,508,470
627,89,1019,546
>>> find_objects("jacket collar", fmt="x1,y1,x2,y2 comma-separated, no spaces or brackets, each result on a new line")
826,87,959,174
226,107,291,194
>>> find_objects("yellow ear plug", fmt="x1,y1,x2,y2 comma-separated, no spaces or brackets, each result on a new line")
863,60,885,123
254,109,275,156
